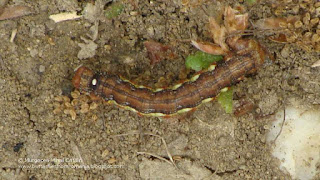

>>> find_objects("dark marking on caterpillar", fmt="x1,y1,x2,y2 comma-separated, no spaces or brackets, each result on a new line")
72,39,266,117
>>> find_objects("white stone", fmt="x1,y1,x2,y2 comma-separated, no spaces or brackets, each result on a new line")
267,102,320,180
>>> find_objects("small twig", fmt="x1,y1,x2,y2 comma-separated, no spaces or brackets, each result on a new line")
195,115,215,130
274,107,286,142
70,141,88,170
10,28,17,43
137,152,173,165
226,29,290,38
0,55,5,70
112,131,177,168
144,132,176,168
74,64,83,72
273,44,296,142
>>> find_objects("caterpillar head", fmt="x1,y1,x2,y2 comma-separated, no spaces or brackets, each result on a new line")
72,66,96,93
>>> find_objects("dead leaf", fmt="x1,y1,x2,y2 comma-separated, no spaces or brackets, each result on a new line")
49,11,81,23
234,99,255,117
0,5,32,20
269,33,288,43
234,13,249,31
224,6,249,33
144,40,175,65
209,17,228,51
254,16,300,30
191,40,227,55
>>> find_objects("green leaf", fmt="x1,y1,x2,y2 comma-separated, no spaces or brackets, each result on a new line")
185,50,233,113
245,0,257,5
185,51,223,71
218,87,233,114
105,2,124,19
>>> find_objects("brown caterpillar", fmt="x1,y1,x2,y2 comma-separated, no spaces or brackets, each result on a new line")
72,39,266,117
72,6,267,117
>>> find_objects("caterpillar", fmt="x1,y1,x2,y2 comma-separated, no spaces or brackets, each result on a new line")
72,6,268,117
72,39,266,117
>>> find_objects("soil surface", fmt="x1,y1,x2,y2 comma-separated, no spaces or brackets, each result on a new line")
1,0,319,179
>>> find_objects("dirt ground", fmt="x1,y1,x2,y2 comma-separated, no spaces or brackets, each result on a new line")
1,0,320,179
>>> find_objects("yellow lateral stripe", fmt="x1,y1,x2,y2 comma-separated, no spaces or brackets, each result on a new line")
190,74,200,82
104,86,230,117
220,87,229,92
154,88,164,92
116,64,217,92
202,97,214,103
172,83,182,90
207,64,216,71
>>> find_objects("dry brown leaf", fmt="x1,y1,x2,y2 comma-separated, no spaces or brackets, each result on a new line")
224,6,236,32
254,16,300,30
191,40,227,55
0,5,32,20
224,6,248,33
193,6,251,55
222,6,249,45
234,99,255,117
209,17,228,51
144,40,175,65
234,13,249,31
269,33,288,43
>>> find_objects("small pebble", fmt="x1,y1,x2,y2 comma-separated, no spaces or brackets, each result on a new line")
108,158,116,164
91,114,98,121
130,11,138,16
123,56,135,66
30,49,38,57
102,149,109,158
80,103,89,113
64,102,72,108
62,96,70,102
71,99,79,106
104,44,111,51
280,45,290,58
54,96,64,102
53,108,62,114
39,65,45,73
147,27,155,37
63,109,70,115
89,102,98,110
69,109,76,120
71,90,80,99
